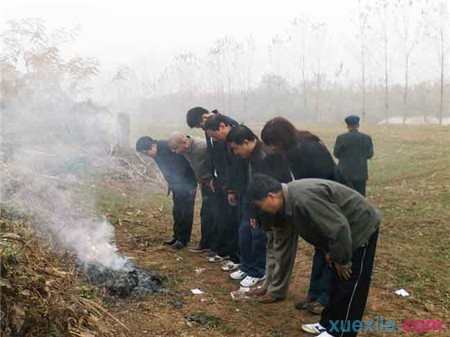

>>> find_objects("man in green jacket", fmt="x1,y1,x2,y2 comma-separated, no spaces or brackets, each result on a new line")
334,115,374,196
247,174,381,337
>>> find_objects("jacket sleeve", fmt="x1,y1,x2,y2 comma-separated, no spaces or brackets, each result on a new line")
227,154,247,193
366,136,374,159
302,195,353,264
264,153,293,183
333,135,344,159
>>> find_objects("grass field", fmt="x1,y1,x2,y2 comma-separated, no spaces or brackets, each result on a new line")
95,124,450,337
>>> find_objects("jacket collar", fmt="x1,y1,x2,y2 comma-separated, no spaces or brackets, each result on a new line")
186,136,195,154
282,183,292,216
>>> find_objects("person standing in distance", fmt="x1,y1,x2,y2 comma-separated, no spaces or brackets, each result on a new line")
334,115,374,196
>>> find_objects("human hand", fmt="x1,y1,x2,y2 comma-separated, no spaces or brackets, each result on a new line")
334,262,352,281
228,192,237,206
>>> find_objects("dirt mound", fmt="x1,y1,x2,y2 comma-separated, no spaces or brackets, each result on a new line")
0,208,128,337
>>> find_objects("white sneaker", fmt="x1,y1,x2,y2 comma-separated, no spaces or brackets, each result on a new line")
240,275,265,287
230,269,247,280
207,254,226,263
221,261,240,271
301,323,327,335
317,332,335,337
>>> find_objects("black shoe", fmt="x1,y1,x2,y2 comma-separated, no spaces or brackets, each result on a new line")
171,241,185,250
164,238,177,246
294,298,313,311
189,246,209,253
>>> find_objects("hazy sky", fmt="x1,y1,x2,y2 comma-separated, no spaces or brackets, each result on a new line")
1,0,357,70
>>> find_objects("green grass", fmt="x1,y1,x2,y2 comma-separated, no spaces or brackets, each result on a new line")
95,123,450,336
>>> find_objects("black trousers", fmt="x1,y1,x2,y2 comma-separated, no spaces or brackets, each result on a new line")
214,189,240,261
350,180,367,197
199,186,217,250
320,230,379,337
172,187,196,245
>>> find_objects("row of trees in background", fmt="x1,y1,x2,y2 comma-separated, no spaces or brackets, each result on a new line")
124,0,448,124
0,19,115,149
1,0,449,124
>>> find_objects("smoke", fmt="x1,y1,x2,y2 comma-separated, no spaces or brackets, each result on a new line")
0,81,135,271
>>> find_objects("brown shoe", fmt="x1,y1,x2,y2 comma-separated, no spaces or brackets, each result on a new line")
248,286,267,297
305,301,325,315
257,293,283,304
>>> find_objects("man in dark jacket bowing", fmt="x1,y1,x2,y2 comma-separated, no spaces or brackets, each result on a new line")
226,125,293,290
136,136,197,249
185,107,240,264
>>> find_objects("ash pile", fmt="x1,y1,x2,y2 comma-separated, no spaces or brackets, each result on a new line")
84,262,165,298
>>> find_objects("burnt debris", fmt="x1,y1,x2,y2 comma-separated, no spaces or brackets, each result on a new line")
84,262,165,298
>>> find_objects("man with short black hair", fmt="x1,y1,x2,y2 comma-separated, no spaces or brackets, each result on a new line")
136,136,197,249
248,174,381,337
203,113,242,269
186,106,213,129
334,115,374,196
185,107,241,268
226,125,293,289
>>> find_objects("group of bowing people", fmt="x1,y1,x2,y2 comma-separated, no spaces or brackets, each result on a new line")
136,108,378,337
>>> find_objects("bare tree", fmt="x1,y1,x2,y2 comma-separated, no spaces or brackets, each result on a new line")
0,19,98,103
356,0,372,120
237,36,256,114
291,16,312,116
394,0,428,123
309,22,328,122
426,1,449,124
208,37,244,112
374,0,393,122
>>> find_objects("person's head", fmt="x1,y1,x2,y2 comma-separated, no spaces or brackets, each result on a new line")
186,106,215,129
136,136,158,157
345,115,360,131
248,174,284,214
168,132,191,154
261,117,299,152
226,125,258,158
204,114,233,141
261,117,321,151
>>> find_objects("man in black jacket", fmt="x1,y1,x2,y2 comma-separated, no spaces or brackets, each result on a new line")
186,107,241,266
136,136,197,249
203,114,243,269
334,115,374,196
226,125,293,289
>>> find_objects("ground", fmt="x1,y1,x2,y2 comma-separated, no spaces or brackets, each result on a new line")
3,125,449,337
91,124,449,337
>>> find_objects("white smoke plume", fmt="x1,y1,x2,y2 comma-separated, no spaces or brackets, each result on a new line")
0,81,136,271
0,19,167,271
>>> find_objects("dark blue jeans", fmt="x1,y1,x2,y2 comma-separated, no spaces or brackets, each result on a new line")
307,249,332,306
238,201,266,278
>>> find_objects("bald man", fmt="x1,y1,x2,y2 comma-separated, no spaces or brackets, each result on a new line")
168,133,218,255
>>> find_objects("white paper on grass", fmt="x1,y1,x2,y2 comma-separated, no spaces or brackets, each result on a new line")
394,288,410,297
191,288,204,295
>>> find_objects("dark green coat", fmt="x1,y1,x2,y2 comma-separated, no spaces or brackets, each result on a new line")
334,130,373,181
282,179,381,264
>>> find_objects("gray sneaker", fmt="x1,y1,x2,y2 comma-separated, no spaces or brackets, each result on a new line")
171,241,185,250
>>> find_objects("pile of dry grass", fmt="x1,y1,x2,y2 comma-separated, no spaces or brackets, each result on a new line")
0,209,128,337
